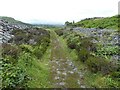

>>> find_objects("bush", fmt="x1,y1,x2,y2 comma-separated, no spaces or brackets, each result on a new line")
67,40,77,49
96,46,119,56
9,28,50,45
2,58,28,88
79,37,96,52
20,44,33,53
33,46,43,59
111,71,120,81
77,48,90,62
86,56,112,74
2,43,21,59
40,37,50,45
92,76,119,88
55,29,64,36
67,36,80,49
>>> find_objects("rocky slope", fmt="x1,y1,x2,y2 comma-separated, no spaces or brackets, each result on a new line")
73,27,119,46
0,17,32,43
72,27,120,61
0,17,32,29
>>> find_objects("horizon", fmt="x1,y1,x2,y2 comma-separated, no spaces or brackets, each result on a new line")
0,0,119,24
0,15,117,25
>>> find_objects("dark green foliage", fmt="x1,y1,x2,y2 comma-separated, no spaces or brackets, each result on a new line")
76,15,118,29
64,31,96,63
55,29,64,36
2,43,21,59
65,21,73,26
86,56,110,74
9,28,50,45
2,58,28,88
2,27,50,88
67,41,76,49
62,18,119,87
77,48,90,62
96,46,119,56
66,15,118,30
20,45,33,53
118,15,120,32
67,39,77,49
77,37,96,52
85,56,118,75
64,31,119,76
40,36,50,45
110,61,120,82
10,29,30,44
65,32,81,50
33,46,47,59
111,72,120,80
33,48,43,59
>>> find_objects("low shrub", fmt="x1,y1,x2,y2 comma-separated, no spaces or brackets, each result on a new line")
96,46,119,56
92,76,119,88
105,77,120,88
67,40,77,49
79,37,97,52
2,58,28,88
33,46,43,59
86,56,116,74
77,48,90,62
20,44,33,53
111,71,120,81
2,43,21,59
55,29,64,36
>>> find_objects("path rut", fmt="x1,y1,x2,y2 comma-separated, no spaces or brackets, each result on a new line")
49,31,86,88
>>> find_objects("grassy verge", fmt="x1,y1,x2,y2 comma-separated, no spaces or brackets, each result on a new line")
17,46,51,88
58,30,120,88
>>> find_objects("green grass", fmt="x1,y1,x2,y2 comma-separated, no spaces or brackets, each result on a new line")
50,31,84,88
71,15,118,30
61,30,120,88
17,47,51,88
64,40,119,88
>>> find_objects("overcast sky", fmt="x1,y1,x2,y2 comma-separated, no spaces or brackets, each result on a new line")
0,0,119,24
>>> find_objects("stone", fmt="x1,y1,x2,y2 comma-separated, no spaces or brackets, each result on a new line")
62,72,67,76
57,71,61,74
68,71,74,74
59,82,65,86
55,76,60,80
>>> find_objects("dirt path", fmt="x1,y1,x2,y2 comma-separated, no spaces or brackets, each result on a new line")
49,31,86,88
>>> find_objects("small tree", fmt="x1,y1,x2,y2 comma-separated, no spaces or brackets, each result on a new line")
65,21,72,26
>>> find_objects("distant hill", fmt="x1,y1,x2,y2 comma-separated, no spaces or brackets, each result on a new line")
0,16,32,28
69,15,118,30
0,16,64,29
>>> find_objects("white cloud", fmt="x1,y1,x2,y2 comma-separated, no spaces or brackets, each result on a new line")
0,0,119,24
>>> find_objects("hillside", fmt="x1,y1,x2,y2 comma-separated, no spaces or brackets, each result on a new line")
1,16,120,89
72,15,118,30
0,16,32,28
0,16,64,29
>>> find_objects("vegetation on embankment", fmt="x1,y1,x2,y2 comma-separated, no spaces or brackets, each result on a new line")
55,29,120,88
1,15,119,88
65,15,119,30
1,28,50,88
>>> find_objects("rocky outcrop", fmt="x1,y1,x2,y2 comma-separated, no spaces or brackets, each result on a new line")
73,27,120,61
73,27,119,46
0,19,31,43
0,19,14,43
